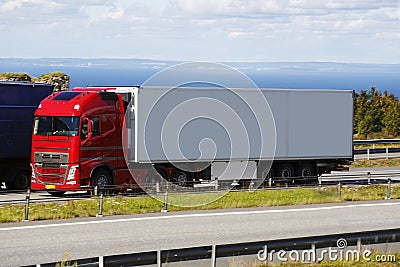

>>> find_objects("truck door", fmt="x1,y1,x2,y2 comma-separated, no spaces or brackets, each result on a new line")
80,117,102,180
101,114,119,169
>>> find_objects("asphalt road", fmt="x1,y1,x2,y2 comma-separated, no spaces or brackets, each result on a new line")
1,200,400,266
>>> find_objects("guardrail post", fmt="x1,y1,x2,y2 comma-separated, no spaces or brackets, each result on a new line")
161,191,168,213
211,245,217,267
386,178,391,200
386,148,389,159
24,188,31,222
367,172,371,185
337,182,341,199
157,250,162,267
215,178,219,191
311,243,316,263
97,192,103,217
318,175,322,187
156,182,160,195
99,256,104,267
94,186,98,196
367,149,370,160
249,181,254,191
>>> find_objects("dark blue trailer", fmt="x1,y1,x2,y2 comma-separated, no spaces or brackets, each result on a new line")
0,81,53,189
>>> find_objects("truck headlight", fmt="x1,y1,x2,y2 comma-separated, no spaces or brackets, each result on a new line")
67,165,79,180
30,163,36,183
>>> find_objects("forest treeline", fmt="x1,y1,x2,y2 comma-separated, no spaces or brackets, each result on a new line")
354,87,400,139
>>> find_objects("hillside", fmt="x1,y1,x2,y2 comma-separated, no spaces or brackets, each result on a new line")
0,72,69,91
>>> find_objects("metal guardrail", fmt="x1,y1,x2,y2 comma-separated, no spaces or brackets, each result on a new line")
354,148,400,155
320,171,400,185
354,139,400,145
353,139,400,159
24,228,400,267
2,171,400,206
354,147,400,160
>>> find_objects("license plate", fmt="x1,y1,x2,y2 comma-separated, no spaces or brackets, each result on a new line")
45,185,56,189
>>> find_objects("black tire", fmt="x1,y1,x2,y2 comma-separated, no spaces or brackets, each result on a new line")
155,166,168,180
47,190,65,197
297,162,317,184
6,170,30,190
276,163,295,185
172,170,191,187
297,162,315,178
276,163,294,178
91,169,112,192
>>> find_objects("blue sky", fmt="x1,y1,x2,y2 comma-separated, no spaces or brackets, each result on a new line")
0,0,399,63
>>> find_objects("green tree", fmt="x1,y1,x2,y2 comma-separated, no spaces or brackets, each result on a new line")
354,87,400,139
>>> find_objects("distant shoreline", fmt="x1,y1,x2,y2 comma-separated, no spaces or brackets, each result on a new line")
1,58,398,95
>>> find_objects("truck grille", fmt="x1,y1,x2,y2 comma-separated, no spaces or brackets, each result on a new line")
39,176,64,184
42,163,61,168
34,152,68,164
34,152,69,185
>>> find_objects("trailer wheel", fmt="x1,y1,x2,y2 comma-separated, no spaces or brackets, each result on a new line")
5,170,30,190
276,163,294,178
173,170,191,187
297,162,315,177
297,162,317,184
91,169,112,192
276,163,295,185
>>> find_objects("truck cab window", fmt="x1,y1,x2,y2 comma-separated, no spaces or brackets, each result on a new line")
34,116,79,136
81,117,100,140
81,119,89,141
91,117,100,136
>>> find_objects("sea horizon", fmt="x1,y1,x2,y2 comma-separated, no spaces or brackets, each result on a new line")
0,58,399,96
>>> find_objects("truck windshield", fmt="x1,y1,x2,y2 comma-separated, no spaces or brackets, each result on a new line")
34,116,80,136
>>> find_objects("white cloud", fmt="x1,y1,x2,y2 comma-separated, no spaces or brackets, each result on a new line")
228,31,247,38
0,0,398,62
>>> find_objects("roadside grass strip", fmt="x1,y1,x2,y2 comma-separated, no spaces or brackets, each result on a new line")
0,185,399,223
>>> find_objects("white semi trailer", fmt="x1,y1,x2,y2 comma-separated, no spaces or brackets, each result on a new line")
117,86,353,186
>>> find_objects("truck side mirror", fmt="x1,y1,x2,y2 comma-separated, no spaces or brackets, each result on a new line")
81,118,92,141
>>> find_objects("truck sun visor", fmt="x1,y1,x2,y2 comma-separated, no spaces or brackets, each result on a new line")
53,92,81,101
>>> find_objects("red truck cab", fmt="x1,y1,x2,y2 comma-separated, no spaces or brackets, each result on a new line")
30,89,137,196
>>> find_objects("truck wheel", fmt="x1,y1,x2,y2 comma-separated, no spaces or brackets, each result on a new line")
91,169,111,192
276,163,294,178
297,162,316,184
173,170,190,187
297,162,315,178
47,190,65,197
276,163,295,185
6,170,30,190
155,166,168,180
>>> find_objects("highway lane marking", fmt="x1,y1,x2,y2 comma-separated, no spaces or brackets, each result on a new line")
1,201,399,232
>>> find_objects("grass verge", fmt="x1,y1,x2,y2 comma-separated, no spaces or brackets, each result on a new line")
350,158,400,168
0,185,398,223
